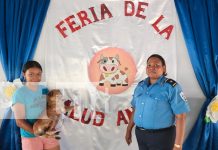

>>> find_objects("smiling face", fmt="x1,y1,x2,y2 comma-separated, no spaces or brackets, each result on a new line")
23,67,42,83
146,57,166,82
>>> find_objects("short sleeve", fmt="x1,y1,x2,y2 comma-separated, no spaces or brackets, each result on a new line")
41,86,49,95
169,84,190,114
131,96,136,108
131,86,139,108
131,84,143,108
12,90,25,106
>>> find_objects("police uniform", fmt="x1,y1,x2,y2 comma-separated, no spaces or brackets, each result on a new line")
131,76,190,150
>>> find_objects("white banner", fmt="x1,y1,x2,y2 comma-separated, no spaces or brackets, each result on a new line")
37,0,179,149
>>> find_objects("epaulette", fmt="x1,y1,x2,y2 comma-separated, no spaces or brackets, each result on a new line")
165,78,177,87
138,80,145,86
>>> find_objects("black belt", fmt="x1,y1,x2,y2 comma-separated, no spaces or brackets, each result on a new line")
136,125,175,133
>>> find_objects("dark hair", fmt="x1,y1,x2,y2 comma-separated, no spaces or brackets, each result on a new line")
147,54,167,76
22,60,42,73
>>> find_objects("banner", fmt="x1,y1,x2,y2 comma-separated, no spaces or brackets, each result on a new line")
37,0,179,149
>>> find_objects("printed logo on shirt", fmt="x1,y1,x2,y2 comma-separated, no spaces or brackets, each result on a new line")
30,95,46,109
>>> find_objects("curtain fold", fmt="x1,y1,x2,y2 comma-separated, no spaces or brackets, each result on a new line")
174,0,218,149
0,0,50,81
0,0,50,149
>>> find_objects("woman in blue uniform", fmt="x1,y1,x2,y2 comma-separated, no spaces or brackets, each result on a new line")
125,54,190,150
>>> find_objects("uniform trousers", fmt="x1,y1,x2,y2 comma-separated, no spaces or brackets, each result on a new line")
135,125,176,150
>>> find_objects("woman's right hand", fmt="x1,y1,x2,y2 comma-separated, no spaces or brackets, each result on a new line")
125,128,132,145
125,108,135,145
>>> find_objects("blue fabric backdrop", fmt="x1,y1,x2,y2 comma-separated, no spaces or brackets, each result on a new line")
175,0,218,149
0,0,50,81
0,0,50,149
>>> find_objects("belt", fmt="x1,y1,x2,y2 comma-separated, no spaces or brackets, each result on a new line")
136,125,175,133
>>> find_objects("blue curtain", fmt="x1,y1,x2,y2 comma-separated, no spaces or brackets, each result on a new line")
175,0,218,150
0,0,50,81
0,0,50,150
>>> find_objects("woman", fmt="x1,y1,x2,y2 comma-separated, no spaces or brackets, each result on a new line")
12,61,60,150
125,54,190,150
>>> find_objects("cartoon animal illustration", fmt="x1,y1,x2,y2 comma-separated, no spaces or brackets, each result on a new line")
97,54,128,87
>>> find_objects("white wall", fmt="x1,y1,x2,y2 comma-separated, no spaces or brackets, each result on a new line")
175,19,205,136
0,62,6,81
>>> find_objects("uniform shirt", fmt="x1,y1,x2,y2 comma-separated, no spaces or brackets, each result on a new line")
131,76,190,129
12,85,47,138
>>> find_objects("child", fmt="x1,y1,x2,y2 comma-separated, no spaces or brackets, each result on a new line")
12,60,60,150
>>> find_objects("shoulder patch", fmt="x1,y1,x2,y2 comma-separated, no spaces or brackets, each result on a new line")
180,92,187,101
165,78,177,87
